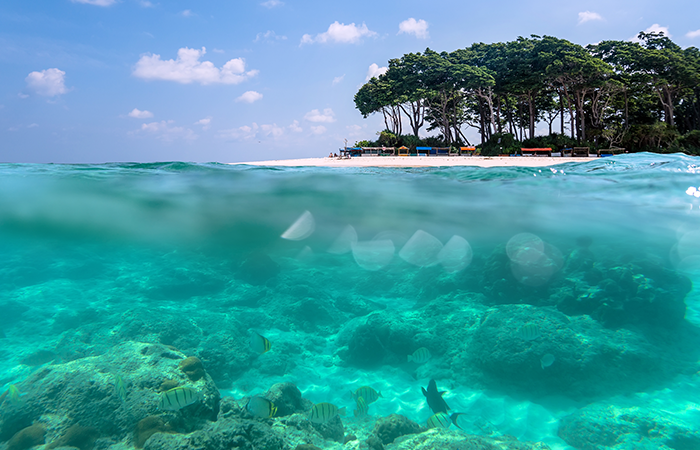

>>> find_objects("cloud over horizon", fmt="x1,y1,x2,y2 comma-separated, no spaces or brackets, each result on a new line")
133,47,258,85
398,18,429,39
578,11,603,24
365,63,387,81
236,91,263,103
128,108,153,119
71,0,116,6
25,68,68,97
301,22,377,45
304,108,336,123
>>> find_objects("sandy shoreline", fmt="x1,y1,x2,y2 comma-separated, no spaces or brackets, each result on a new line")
232,156,598,168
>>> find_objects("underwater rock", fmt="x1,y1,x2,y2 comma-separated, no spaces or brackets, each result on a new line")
134,416,172,448
46,424,99,450
558,403,700,450
179,356,205,381
0,341,220,446
142,417,285,450
19,349,57,366
371,414,422,445
556,260,691,329
238,251,280,285
264,382,313,417
293,445,322,450
6,424,45,450
464,304,693,399
389,428,550,449
309,414,344,443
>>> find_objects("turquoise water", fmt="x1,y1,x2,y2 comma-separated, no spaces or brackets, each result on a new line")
2,153,700,449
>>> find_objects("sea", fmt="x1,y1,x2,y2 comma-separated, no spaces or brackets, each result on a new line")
1,152,700,449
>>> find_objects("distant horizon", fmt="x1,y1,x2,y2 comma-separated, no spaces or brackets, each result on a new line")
1,0,699,163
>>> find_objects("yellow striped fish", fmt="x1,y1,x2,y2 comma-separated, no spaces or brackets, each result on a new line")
159,387,200,411
427,412,451,429
350,386,382,405
353,396,368,417
309,402,346,424
115,375,127,403
250,332,272,354
407,347,431,364
518,323,540,341
246,396,277,418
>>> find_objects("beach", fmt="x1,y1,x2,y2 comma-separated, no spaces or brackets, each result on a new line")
235,156,597,167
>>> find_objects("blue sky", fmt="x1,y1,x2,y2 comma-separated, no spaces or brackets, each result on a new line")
1,0,698,163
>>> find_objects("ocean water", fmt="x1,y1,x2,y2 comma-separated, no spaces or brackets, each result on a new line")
1,153,700,449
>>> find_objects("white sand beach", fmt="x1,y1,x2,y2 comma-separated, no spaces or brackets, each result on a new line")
234,156,597,168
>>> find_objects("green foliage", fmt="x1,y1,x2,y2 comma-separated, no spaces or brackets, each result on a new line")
479,133,520,156
353,140,372,148
670,130,700,155
622,122,680,152
522,133,579,151
377,130,399,147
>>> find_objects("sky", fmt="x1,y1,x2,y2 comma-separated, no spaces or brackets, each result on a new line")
0,0,699,163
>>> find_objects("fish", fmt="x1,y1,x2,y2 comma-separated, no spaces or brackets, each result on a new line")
246,396,277,418
422,379,449,414
408,347,431,364
2,385,21,406
540,353,556,369
427,412,451,429
159,387,200,411
115,375,127,402
518,323,541,341
350,386,382,405
249,331,272,354
309,402,346,424
353,396,368,417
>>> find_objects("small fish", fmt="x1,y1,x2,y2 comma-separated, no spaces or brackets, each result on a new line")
159,387,200,411
115,375,127,402
309,402,346,424
250,332,272,354
422,379,449,414
7,385,21,405
350,386,382,405
353,396,368,417
246,396,277,418
541,353,556,369
518,323,541,341
408,347,431,364
427,412,451,429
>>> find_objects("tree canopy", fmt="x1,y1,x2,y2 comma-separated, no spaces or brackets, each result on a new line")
353,32,700,154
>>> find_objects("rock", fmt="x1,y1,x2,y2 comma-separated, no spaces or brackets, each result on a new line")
0,341,220,446
558,403,700,450
6,424,45,450
134,416,172,448
371,414,422,445
238,251,280,285
46,424,99,450
389,428,550,449
178,357,205,381
309,415,344,443
264,383,313,417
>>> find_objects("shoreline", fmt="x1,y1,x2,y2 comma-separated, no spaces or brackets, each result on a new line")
231,156,599,168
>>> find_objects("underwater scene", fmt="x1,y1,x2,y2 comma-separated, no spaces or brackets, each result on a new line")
2,153,700,450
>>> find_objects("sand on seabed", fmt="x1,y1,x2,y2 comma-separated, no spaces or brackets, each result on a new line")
231,156,597,168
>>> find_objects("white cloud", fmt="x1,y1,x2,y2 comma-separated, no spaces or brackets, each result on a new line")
140,1,154,7
212,48,225,53
71,0,116,6
365,63,387,81
25,68,68,97
195,117,212,130
18,93,29,99
27,123,39,128
630,24,672,42
332,75,345,85
255,30,287,43
301,21,377,45
138,120,197,142
261,123,284,138
398,18,429,39
128,108,153,119
289,120,303,133
310,126,327,135
180,9,192,17
261,0,283,8
578,11,603,24
133,47,258,85
236,91,263,103
218,122,288,141
686,29,700,38
304,108,336,123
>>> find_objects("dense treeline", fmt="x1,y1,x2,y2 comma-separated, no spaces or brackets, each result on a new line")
354,32,700,155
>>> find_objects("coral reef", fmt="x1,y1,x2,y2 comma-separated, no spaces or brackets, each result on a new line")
179,356,205,382
370,414,422,445
47,424,99,450
6,424,45,450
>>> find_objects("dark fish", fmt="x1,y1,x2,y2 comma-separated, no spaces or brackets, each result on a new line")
421,379,449,414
